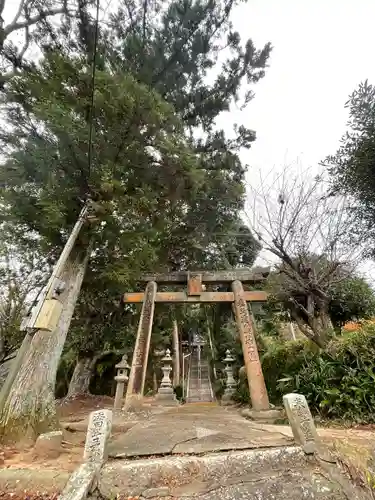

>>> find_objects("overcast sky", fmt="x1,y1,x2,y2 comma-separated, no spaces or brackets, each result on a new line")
224,0,375,277
4,0,375,278
226,0,375,172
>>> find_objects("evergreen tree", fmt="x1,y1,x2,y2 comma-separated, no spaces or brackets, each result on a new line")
0,54,201,441
325,81,375,253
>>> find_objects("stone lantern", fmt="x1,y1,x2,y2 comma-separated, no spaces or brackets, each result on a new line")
114,354,130,410
155,349,178,406
222,349,236,405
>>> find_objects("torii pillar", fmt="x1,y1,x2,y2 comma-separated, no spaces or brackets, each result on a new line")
231,280,270,411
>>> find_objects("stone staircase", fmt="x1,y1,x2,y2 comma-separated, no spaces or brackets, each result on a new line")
186,351,214,403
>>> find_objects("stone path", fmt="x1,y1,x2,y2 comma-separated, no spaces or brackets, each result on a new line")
1,402,373,499
108,403,293,458
99,403,370,499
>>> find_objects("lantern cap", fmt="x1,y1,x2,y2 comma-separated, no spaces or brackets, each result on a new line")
115,353,130,370
162,348,173,362
223,349,235,363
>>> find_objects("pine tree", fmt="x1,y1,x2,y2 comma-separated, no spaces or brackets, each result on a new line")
0,54,200,442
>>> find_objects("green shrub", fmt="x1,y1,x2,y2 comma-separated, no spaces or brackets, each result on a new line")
174,384,184,401
212,377,226,400
238,325,375,423
233,378,249,404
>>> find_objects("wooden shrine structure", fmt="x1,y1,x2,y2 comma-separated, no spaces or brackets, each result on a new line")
123,268,271,412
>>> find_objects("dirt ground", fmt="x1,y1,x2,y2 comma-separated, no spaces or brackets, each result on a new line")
1,396,115,473
1,396,375,499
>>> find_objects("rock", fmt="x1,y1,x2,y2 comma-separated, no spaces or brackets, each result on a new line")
34,430,63,459
241,408,284,423
142,486,170,498
302,441,317,455
100,446,356,499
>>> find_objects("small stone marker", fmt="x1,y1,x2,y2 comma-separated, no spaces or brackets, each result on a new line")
83,409,113,463
283,393,319,447
34,430,63,459
58,409,113,500
58,463,97,500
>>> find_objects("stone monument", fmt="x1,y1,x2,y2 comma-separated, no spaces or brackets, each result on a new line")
58,409,113,500
283,393,319,453
83,409,113,463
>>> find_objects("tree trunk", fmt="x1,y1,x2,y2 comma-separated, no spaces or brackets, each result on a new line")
291,307,332,348
0,251,89,444
66,354,95,399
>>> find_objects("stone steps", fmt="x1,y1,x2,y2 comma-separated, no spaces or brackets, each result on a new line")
98,446,362,499
187,356,214,403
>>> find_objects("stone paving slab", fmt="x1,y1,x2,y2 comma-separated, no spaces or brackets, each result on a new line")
108,404,293,458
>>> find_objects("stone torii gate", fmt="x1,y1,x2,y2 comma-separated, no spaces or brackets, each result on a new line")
123,269,271,412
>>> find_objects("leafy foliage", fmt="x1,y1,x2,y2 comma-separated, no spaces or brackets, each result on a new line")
254,326,375,423
329,275,375,328
0,224,48,363
266,268,375,335
325,80,375,254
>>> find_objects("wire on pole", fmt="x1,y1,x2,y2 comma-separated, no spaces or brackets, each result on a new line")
87,0,101,182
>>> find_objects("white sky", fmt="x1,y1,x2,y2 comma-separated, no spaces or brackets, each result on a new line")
226,0,375,171
225,0,375,279
3,0,375,279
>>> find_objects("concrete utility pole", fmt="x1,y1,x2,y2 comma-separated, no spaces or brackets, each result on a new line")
0,202,93,410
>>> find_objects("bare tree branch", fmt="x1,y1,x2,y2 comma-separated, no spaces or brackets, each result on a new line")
245,163,366,346
10,0,27,27
4,6,68,38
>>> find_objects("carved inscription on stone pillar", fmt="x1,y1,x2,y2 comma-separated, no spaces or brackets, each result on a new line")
283,393,319,446
231,280,269,411
83,409,113,463
126,281,157,401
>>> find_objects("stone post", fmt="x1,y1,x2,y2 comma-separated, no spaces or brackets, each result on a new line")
221,349,236,405
172,319,180,386
124,281,157,410
114,354,130,410
83,409,113,463
155,349,178,406
231,280,270,411
283,393,319,452
59,409,113,500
